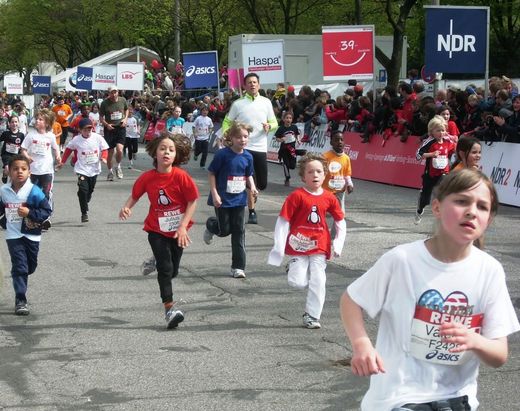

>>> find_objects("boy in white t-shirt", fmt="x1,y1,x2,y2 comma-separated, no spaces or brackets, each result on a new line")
58,118,108,222
192,106,213,168
20,109,61,229
125,108,140,168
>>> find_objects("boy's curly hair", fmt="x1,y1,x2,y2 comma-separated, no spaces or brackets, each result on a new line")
145,131,192,168
297,153,328,178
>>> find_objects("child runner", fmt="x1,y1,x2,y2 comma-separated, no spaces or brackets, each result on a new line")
322,131,354,213
268,153,346,329
125,107,140,168
58,118,109,223
414,116,455,225
192,105,213,169
0,115,25,184
0,155,52,315
20,109,61,229
340,169,520,411
203,122,257,279
274,111,301,186
119,132,198,329
451,136,482,172
0,105,9,134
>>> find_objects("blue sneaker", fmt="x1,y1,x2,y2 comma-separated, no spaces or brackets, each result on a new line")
165,307,184,329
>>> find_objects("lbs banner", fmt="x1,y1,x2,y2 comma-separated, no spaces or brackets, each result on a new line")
425,6,489,73
183,51,219,89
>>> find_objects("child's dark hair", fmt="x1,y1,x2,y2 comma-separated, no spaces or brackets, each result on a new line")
223,121,252,147
8,154,30,169
454,135,481,167
432,168,498,249
330,130,343,141
298,153,328,178
145,131,191,168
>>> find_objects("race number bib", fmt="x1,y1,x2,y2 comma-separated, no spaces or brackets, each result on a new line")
328,176,345,190
110,111,123,121
158,210,184,233
5,143,19,154
410,304,483,366
82,150,99,164
58,110,66,117
288,233,318,253
5,203,22,224
432,155,448,169
31,140,49,155
226,176,246,194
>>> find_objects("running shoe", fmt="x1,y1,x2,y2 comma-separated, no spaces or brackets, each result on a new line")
141,257,156,276
165,307,184,329
302,313,321,329
15,301,29,316
81,213,89,223
203,228,214,245
116,166,123,179
414,209,424,225
107,170,114,181
230,268,246,279
247,211,258,224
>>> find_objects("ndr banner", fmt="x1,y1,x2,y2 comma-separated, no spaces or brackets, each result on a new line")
5,76,23,94
32,75,51,95
242,41,284,85
183,51,219,89
322,26,375,81
425,6,488,73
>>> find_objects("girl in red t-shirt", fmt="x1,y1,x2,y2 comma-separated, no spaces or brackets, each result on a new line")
119,132,199,329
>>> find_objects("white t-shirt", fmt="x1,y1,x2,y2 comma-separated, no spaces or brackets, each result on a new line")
18,114,28,135
193,115,213,141
66,132,109,177
125,117,139,139
347,240,520,411
89,112,103,135
21,130,58,175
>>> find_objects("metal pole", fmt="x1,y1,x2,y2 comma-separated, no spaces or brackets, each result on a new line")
484,7,489,99
431,0,440,97
174,0,180,64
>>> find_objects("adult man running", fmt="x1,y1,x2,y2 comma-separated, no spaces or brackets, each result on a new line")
99,85,129,180
222,73,278,224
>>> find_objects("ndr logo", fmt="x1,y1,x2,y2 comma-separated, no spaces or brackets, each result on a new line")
185,65,216,77
437,19,476,58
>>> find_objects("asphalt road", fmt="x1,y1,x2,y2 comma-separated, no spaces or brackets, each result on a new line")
0,146,519,410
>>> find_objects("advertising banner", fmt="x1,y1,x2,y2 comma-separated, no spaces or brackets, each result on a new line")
322,26,375,80
76,66,93,90
425,6,488,73
481,142,520,207
183,51,219,89
5,76,23,94
117,62,144,91
242,41,284,84
92,65,117,90
32,75,51,95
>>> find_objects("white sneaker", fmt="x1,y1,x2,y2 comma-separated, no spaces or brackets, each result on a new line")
414,209,424,225
107,170,114,181
203,228,214,245
116,166,123,179
128,160,134,169
165,307,184,329
141,256,156,276
303,313,321,329
230,268,246,278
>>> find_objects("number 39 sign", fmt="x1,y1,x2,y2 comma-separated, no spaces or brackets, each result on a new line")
322,26,375,81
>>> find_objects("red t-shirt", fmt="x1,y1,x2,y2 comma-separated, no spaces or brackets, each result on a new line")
280,188,344,259
427,139,456,177
132,167,199,238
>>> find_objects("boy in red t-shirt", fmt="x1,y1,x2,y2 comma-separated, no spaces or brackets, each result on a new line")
414,115,456,224
268,153,346,329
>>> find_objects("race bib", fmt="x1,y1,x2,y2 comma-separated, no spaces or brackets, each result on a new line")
5,143,19,154
5,203,22,224
82,150,99,164
288,232,318,253
226,176,246,194
432,155,448,169
410,303,483,366
31,140,49,155
58,110,65,117
110,111,123,121
158,210,184,233
328,176,345,190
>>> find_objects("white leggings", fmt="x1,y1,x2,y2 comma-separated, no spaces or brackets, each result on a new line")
287,254,327,319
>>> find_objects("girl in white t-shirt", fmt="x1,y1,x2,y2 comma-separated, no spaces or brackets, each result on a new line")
20,109,61,203
340,169,519,411
125,109,140,168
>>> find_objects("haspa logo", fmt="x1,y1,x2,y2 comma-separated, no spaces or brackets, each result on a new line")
77,74,92,82
33,82,50,88
185,65,216,77
95,73,115,80
248,56,281,66
121,71,138,80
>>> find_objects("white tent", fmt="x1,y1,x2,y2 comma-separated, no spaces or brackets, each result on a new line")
51,45,174,90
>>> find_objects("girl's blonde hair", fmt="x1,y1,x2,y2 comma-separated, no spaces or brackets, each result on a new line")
428,115,446,136
223,121,252,147
432,168,498,249
36,108,55,132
